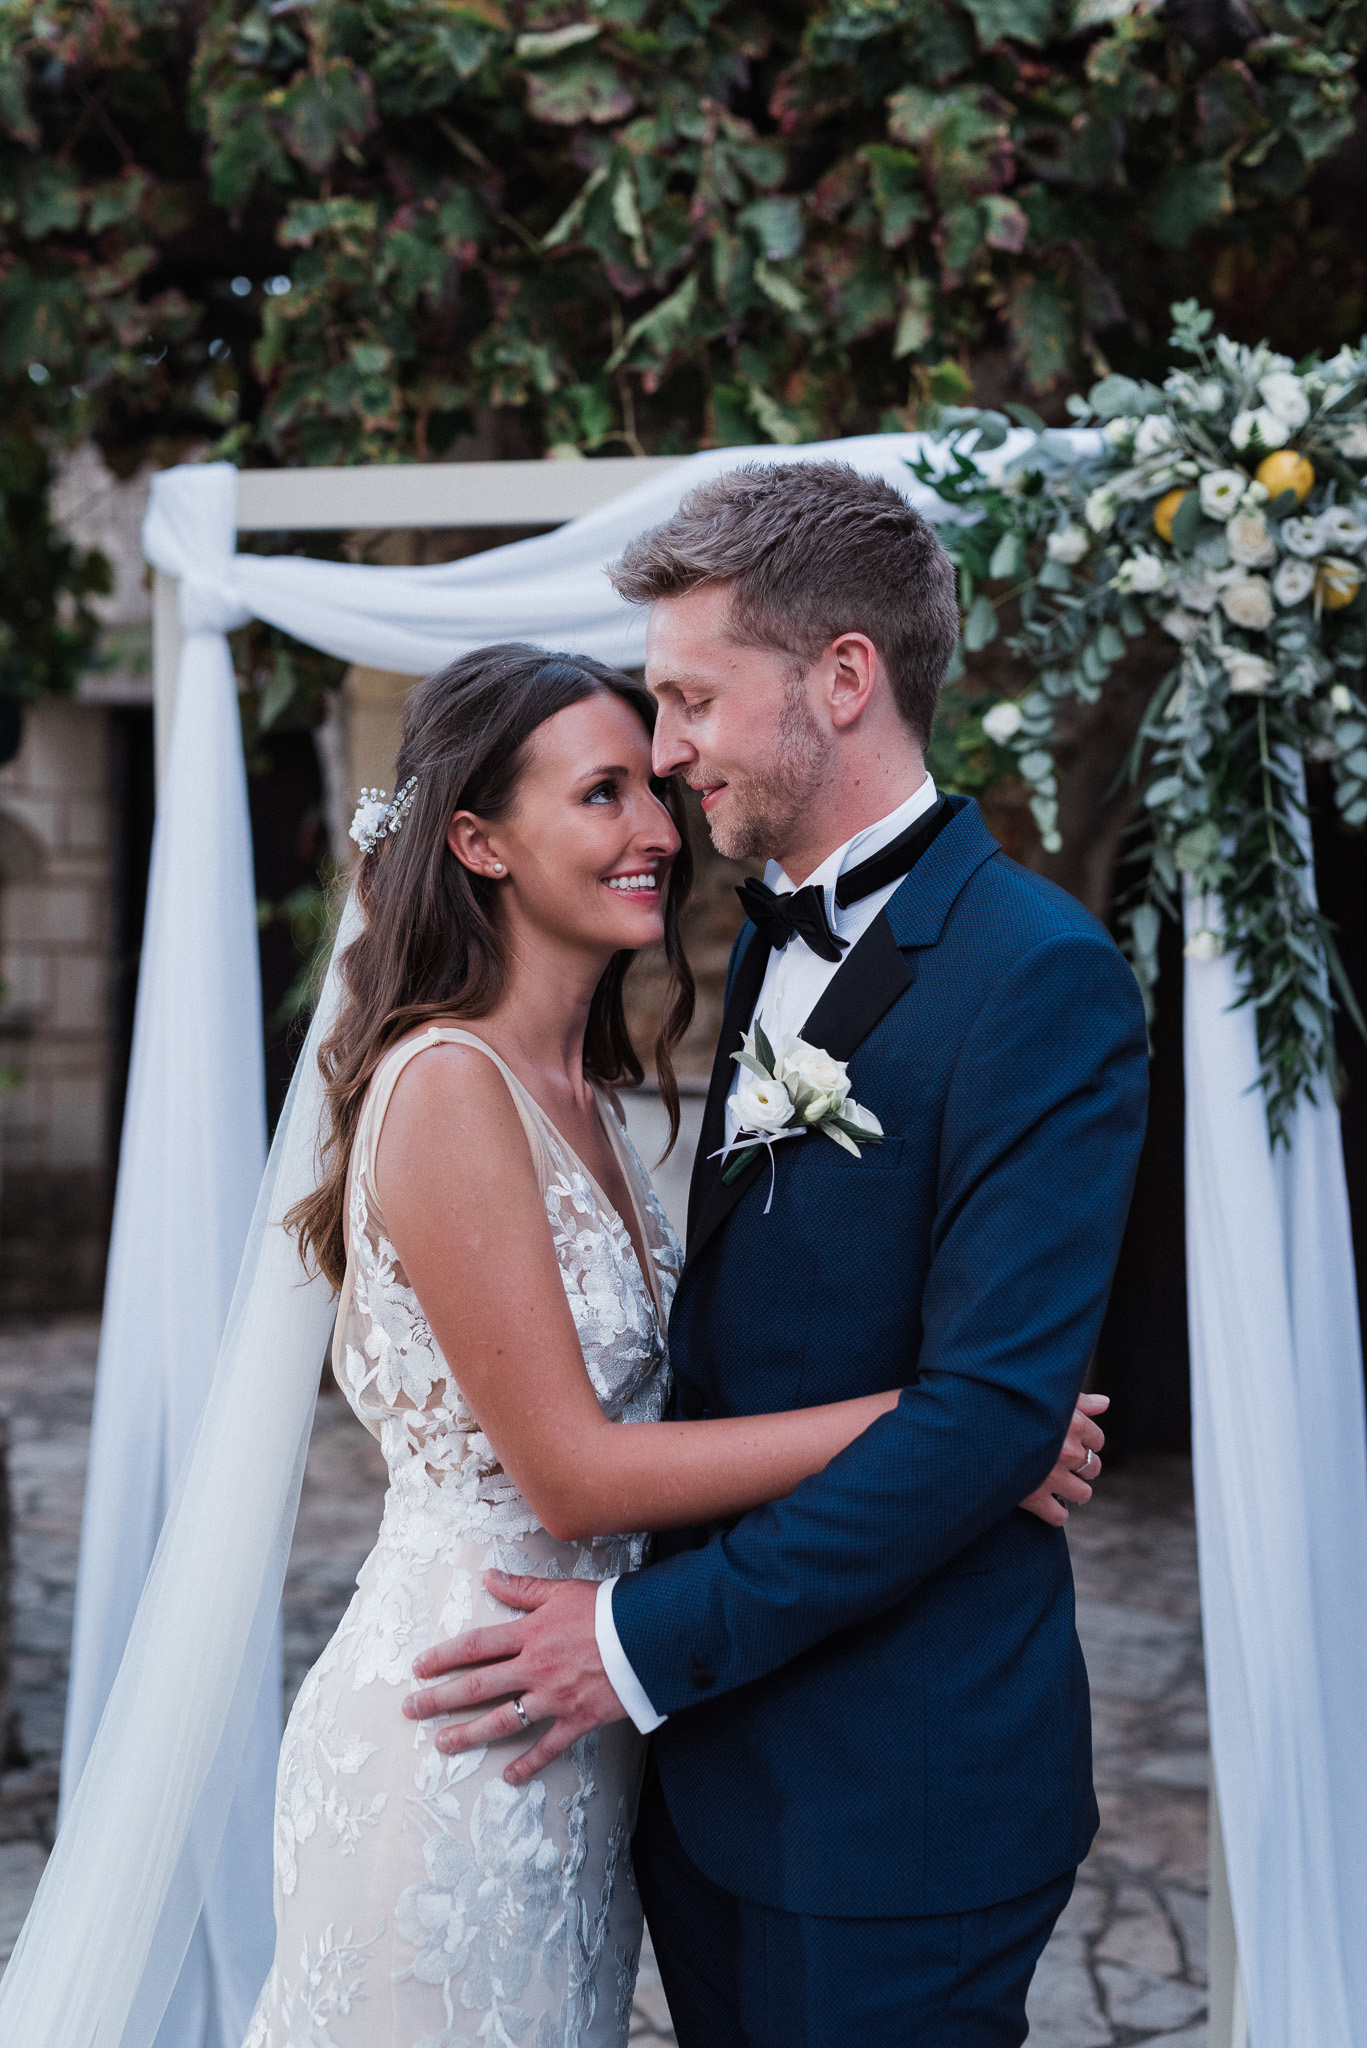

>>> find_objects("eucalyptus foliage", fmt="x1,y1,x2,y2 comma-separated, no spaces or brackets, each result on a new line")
916,300,1367,1139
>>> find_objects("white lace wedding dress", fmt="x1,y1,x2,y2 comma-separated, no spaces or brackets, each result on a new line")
244,1027,680,2048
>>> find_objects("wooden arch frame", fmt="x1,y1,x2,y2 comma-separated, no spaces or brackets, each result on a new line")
149,455,682,779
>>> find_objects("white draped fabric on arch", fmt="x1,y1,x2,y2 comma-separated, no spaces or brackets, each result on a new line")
56,439,1367,2048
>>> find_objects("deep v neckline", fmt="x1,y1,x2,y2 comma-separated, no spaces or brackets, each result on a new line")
543,1085,666,1330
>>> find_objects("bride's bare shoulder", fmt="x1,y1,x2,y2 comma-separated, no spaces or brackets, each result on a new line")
375,1029,533,1188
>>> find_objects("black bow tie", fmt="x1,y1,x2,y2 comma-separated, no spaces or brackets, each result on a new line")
735,796,951,963
735,878,846,961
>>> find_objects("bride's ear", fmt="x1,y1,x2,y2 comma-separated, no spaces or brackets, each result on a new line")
447,811,507,881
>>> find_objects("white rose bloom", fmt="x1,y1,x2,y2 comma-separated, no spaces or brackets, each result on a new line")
1172,567,1220,613
1103,417,1136,448
1273,557,1316,606
1162,607,1204,643
1226,513,1276,568
1184,928,1224,962
1118,550,1167,593
1279,516,1323,558
1258,371,1310,431
1231,407,1289,453
1225,650,1276,694
734,1072,794,1134
781,1041,851,1106
1220,576,1275,631
1331,683,1355,713
1340,423,1367,460
1084,486,1118,533
1046,523,1090,565
982,700,1024,744
1199,469,1246,520
1134,414,1176,459
1315,506,1367,555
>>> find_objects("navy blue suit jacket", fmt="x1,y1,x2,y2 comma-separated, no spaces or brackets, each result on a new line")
613,796,1149,1919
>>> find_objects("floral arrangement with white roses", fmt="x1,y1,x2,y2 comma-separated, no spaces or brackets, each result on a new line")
721,1023,883,1209
912,301,1367,1141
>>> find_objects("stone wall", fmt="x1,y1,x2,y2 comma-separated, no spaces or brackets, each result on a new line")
0,704,116,1314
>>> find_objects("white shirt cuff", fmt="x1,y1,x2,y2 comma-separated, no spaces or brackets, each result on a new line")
594,1575,667,1733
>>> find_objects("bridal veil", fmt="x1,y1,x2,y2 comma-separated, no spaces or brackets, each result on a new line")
0,896,361,2048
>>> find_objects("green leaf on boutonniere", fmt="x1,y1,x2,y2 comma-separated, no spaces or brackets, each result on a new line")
732,1047,773,1082
721,1144,764,1183
828,1115,883,1145
753,1019,777,1074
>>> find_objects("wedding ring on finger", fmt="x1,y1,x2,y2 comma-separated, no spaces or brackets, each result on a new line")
511,1695,531,1732
1078,1448,1094,1476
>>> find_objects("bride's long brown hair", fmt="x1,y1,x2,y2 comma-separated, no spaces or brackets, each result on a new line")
289,644,695,1289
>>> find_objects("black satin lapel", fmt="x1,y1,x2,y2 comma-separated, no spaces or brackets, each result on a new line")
686,1139,767,1266
685,924,771,1244
799,909,912,1062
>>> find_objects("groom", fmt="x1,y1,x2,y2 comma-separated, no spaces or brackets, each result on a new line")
407,461,1149,2043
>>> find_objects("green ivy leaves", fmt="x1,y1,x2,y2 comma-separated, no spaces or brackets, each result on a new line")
0,0,1364,736
4,0,1362,485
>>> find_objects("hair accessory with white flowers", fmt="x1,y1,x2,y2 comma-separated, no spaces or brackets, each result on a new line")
348,777,418,856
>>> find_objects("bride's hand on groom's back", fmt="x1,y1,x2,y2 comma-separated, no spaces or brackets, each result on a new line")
1018,1393,1108,1528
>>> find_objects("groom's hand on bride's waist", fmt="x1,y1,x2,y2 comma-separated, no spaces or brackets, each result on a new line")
403,1571,624,1787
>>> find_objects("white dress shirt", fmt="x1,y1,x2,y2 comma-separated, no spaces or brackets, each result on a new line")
595,776,940,1732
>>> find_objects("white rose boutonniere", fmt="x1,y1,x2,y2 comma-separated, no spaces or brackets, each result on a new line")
733,1070,794,1134
777,1037,853,1107
719,1022,884,1210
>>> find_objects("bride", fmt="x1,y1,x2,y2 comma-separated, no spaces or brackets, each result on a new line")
0,642,1102,2048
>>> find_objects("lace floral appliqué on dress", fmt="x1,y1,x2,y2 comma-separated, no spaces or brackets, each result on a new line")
244,1029,679,2048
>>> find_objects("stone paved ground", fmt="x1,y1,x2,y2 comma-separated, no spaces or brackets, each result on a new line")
0,1317,1207,2044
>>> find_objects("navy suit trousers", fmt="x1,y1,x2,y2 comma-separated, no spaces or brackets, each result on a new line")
634,1758,1074,2047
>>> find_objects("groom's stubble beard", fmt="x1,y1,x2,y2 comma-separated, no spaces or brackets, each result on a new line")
704,671,832,863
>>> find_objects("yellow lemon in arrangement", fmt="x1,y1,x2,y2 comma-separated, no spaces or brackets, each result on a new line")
1317,556,1361,610
1152,489,1189,543
1255,450,1315,505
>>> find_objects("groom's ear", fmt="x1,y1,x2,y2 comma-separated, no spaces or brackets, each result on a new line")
824,631,882,731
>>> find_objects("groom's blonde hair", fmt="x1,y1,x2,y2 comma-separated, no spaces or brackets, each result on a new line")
607,460,959,744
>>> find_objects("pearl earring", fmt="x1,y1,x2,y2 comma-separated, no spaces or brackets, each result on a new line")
492,862,505,874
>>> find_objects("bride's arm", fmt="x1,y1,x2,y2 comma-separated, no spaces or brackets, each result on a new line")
377,1044,897,1542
